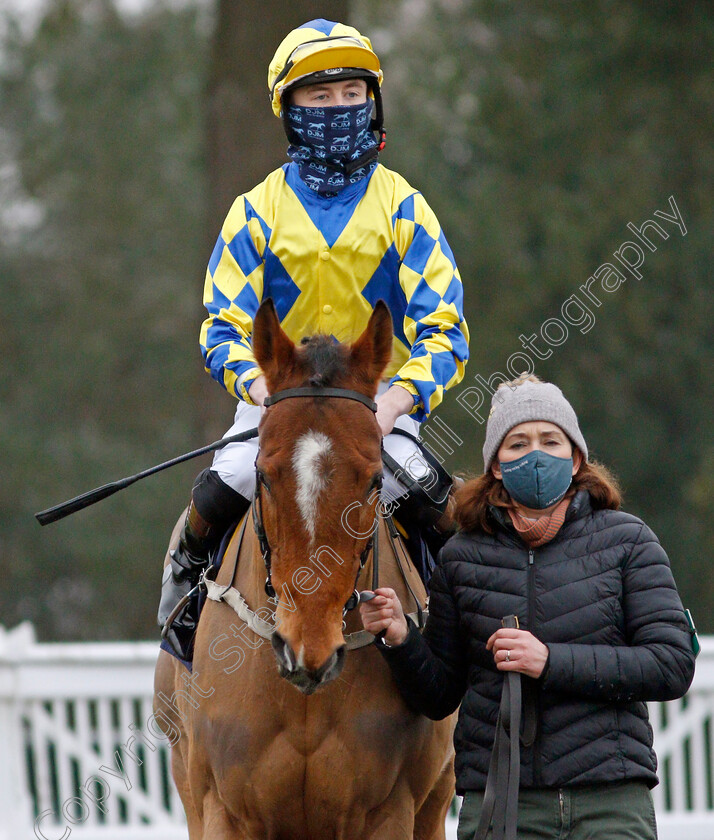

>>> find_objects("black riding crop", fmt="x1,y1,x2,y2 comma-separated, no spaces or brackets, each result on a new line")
34,428,260,526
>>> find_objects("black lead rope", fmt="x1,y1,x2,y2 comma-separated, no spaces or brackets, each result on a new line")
474,614,535,840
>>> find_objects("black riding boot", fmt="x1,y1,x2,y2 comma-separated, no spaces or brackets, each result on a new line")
158,469,252,661
391,476,462,587
158,502,213,660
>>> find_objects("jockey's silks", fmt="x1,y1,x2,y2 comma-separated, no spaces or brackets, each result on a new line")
200,162,470,421
285,101,378,196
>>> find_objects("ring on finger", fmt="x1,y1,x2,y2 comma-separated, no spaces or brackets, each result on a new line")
505,650,510,662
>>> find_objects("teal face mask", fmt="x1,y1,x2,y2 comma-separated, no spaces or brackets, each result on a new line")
499,450,573,510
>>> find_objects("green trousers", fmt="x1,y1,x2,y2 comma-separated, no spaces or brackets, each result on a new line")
457,781,658,840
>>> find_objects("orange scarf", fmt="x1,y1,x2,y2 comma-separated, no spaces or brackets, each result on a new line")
507,497,571,548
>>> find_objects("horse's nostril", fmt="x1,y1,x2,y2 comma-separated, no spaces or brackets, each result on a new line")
271,632,296,673
316,645,346,683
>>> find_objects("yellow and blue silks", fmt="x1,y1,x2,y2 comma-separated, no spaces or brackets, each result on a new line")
200,162,469,421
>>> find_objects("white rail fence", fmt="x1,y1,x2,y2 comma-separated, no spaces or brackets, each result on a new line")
1,622,712,840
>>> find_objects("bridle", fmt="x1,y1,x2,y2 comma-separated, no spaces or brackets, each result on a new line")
252,385,381,613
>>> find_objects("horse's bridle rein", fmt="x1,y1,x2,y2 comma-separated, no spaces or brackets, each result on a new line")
253,385,381,614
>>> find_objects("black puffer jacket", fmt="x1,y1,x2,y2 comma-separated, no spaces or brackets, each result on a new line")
380,491,695,793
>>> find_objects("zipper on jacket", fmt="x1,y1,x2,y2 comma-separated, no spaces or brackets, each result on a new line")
527,547,542,786
527,549,536,629
558,790,565,825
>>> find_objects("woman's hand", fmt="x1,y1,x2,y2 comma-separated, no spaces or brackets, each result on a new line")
486,628,549,679
359,587,409,647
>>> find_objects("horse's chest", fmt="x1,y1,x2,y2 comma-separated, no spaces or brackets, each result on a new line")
193,651,424,820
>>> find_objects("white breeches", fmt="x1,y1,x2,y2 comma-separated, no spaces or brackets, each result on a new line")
211,383,430,501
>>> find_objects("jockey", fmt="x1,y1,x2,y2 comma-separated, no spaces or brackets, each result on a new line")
158,19,470,660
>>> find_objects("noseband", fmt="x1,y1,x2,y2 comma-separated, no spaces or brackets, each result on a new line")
253,386,380,611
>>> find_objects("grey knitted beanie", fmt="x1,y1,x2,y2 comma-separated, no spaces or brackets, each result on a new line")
482,379,588,472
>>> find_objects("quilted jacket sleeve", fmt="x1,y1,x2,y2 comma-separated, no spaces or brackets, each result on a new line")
376,560,468,719
543,521,696,702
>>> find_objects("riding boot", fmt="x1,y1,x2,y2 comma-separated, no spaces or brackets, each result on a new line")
158,469,252,661
392,476,462,586
158,501,213,660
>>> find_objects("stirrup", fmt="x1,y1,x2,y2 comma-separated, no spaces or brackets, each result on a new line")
160,579,204,641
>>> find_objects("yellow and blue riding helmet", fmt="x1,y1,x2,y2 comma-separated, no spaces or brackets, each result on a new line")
268,19,386,150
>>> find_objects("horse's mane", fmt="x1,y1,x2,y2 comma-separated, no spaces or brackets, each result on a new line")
299,335,349,387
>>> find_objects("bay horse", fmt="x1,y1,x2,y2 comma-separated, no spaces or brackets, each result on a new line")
153,300,456,839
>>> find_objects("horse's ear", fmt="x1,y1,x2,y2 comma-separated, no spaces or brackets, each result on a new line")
350,300,393,389
253,299,296,389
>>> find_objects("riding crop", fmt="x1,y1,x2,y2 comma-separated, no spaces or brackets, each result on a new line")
34,428,259,526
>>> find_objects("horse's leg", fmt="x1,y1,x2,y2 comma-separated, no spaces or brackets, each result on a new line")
153,654,202,838
413,758,456,840
361,798,415,840
171,735,203,839
201,787,248,840
154,650,203,838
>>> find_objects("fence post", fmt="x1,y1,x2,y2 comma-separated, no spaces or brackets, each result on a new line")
0,623,38,840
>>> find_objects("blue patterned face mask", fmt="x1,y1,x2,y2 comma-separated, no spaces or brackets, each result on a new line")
286,99,379,195
500,450,574,510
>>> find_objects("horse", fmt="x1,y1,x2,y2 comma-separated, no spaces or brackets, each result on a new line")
153,300,456,839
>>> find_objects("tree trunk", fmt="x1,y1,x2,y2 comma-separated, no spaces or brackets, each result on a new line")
205,2,350,237
200,3,349,437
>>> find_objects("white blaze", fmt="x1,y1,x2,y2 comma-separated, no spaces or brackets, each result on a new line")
292,431,333,541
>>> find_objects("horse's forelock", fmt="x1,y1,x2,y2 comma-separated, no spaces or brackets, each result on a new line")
298,335,349,387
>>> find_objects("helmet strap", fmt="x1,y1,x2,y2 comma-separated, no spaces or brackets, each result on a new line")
368,79,387,152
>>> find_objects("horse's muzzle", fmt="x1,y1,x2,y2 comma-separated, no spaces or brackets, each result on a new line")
271,633,346,695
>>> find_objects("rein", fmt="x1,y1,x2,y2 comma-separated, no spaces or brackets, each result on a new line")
203,508,425,651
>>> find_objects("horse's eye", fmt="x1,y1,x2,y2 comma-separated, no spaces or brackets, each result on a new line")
368,473,383,496
257,469,272,494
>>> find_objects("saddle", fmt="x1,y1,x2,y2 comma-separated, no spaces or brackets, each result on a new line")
159,521,241,670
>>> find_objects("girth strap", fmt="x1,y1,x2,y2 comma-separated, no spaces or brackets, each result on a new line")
474,614,537,840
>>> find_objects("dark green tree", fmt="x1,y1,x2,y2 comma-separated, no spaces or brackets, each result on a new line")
0,0,351,640
0,0,211,639
357,0,713,626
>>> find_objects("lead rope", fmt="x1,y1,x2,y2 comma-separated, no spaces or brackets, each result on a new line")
474,614,522,840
